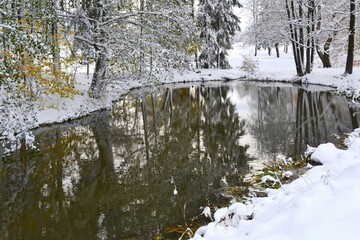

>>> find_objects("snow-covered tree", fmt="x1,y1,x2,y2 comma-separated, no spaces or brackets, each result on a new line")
0,0,78,98
243,0,288,57
345,0,356,74
197,0,242,69
244,0,356,74
285,0,317,76
0,0,80,145
314,0,348,68
71,0,195,97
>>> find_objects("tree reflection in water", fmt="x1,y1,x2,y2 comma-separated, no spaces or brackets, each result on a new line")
1,83,359,240
233,85,360,161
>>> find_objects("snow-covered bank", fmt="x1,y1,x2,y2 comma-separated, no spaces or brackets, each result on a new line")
1,42,359,144
35,43,360,127
191,129,360,240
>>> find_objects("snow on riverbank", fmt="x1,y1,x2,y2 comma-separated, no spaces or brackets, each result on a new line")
191,129,360,240
34,43,360,126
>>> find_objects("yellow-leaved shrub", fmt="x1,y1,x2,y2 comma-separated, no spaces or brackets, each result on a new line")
0,22,83,99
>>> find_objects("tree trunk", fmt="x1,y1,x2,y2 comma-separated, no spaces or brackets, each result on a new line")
292,0,304,75
139,0,145,76
0,145,4,167
191,0,199,68
51,19,61,78
275,43,280,58
310,1,315,70
286,0,305,76
305,0,315,73
286,0,299,73
88,0,108,97
316,37,332,68
217,47,220,68
345,0,356,74
89,50,107,98
315,4,332,68
298,0,305,68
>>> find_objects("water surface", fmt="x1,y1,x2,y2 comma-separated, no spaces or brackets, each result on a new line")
1,82,359,239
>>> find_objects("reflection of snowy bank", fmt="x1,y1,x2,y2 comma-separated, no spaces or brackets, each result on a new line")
192,128,360,240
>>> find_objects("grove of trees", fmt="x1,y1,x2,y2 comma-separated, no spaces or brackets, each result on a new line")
1,0,360,98
243,0,359,76
0,0,242,99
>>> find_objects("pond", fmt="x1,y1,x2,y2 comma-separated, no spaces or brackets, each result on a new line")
1,81,359,239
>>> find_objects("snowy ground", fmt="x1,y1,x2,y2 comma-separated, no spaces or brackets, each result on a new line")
35,42,360,126
31,44,360,240
191,129,360,240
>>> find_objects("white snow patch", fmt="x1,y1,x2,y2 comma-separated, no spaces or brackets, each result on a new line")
310,143,344,165
260,175,278,183
191,128,360,240
202,206,212,219
282,171,293,178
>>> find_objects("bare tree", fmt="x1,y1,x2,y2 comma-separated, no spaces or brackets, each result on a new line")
68,0,195,97
345,0,356,74
285,0,317,76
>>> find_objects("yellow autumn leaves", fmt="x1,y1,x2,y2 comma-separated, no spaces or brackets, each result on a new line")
0,21,83,99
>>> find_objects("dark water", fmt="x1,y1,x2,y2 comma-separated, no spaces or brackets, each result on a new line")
1,82,359,239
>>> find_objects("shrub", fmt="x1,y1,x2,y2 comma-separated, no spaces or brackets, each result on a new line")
240,55,258,74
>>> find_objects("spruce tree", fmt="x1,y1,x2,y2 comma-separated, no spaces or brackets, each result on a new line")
197,0,242,69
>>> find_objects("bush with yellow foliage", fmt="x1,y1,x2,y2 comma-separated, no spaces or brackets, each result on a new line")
0,19,82,99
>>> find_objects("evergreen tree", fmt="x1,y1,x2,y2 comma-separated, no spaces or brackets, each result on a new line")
197,0,242,69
